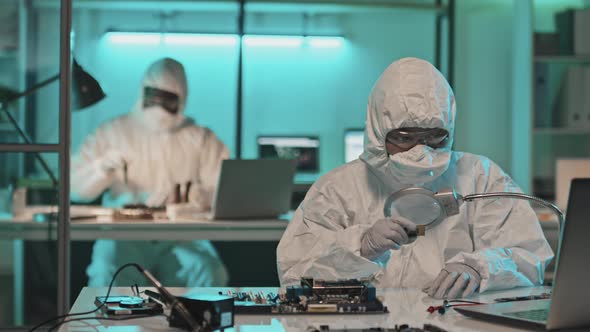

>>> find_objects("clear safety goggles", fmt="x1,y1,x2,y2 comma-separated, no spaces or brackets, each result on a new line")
143,86,180,115
386,128,449,149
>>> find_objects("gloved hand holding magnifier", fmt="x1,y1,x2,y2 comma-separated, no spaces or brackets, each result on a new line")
383,188,461,240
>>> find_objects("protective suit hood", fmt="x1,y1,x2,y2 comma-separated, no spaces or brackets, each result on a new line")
360,57,456,187
133,57,188,132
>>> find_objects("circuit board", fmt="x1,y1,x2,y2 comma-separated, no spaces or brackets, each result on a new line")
222,278,388,315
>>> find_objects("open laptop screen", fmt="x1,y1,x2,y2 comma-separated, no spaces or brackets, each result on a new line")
257,136,319,173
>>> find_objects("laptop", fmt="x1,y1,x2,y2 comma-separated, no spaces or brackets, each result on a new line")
209,159,296,219
455,178,590,330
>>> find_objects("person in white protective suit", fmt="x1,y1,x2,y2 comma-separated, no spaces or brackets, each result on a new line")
277,57,554,299
71,57,229,287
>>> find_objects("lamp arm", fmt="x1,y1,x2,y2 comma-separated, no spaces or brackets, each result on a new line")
0,74,60,187
4,74,60,105
461,192,564,239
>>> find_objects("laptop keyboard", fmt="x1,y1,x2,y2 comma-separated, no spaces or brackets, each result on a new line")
504,309,549,322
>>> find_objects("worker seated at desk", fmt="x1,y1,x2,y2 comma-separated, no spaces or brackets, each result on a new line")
277,58,554,299
71,57,229,287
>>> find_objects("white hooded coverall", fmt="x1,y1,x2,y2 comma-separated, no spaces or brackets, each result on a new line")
72,58,229,287
277,58,553,293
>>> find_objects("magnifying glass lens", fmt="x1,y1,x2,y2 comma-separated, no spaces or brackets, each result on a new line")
388,193,442,227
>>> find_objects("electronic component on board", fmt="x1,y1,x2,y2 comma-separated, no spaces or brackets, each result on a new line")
226,278,388,315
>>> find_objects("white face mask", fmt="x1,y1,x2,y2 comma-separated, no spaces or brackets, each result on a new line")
142,106,183,132
388,145,451,185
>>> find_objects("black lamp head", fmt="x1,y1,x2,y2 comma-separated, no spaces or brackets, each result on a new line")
71,59,106,110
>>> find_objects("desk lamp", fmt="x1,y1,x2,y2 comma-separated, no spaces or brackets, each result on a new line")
384,188,564,245
0,59,105,187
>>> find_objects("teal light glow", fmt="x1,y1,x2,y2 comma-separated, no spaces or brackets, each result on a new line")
106,32,161,45
164,34,238,46
105,32,238,46
307,36,344,48
242,35,303,48
104,32,344,48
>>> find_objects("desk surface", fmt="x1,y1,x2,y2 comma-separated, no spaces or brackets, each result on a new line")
61,286,551,332
0,205,558,242
0,206,288,241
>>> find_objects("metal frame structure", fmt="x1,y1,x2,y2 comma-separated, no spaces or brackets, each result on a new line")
57,0,72,315
0,0,72,319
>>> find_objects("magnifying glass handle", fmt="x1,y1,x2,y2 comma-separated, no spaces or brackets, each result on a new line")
406,225,426,238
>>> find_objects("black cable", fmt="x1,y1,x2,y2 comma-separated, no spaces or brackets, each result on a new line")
47,314,165,332
28,262,141,332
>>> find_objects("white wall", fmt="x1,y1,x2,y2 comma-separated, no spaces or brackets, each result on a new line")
453,0,515,173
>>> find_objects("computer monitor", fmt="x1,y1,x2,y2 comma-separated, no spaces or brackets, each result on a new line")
257,136,320,173
344,129,364,163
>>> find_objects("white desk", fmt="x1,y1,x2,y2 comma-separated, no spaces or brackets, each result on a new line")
60,286,552,332
0,206,289,241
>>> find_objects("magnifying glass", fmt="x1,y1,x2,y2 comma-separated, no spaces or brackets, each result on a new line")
383,188,564,240
383,188,461,239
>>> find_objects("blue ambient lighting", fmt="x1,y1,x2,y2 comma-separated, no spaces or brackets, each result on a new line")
306,36,344,48
105,32,344,48
242,35,303,48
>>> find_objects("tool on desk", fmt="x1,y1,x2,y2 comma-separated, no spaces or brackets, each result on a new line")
138,265,206,331
455,179,590,330
168,294,234,331
131,283,141,297
123,160,128,184
146,289,234,330
184,181,191,203
427,299,483,315
94,295,163,316
494,292,551,303
170,182,193,204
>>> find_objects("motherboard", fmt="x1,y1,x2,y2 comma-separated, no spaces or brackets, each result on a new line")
224,278,388,315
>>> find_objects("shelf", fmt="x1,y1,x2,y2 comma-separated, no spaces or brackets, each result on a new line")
534,55,590,64
534,128,590,135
